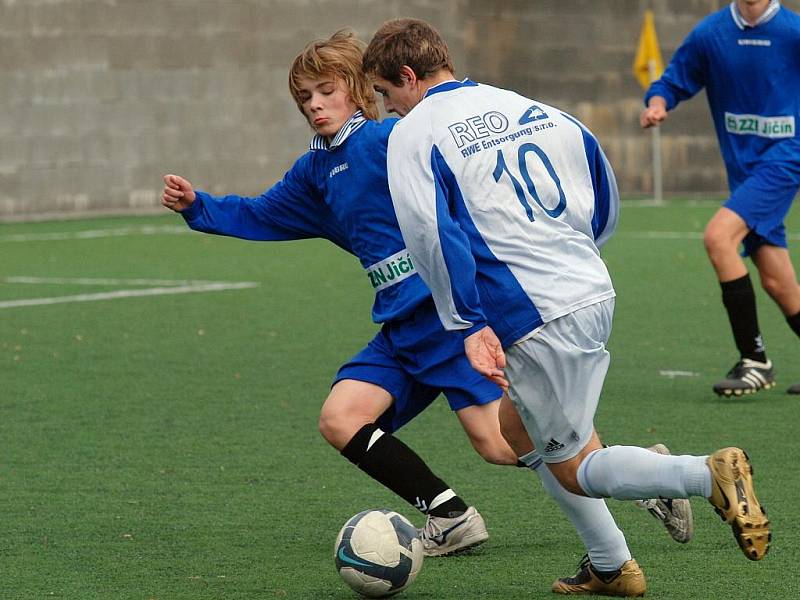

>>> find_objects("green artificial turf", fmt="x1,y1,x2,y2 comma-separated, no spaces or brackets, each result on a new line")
1,201,797,598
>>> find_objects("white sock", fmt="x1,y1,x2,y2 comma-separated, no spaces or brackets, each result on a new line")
577,445,712,500
520,451,631,572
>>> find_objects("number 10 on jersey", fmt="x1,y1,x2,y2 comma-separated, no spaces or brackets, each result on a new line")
492,143,566,222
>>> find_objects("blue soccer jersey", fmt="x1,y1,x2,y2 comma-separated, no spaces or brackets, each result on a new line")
386,80,619,348
179,111,502,426
181,113,432,325
645,1,800,189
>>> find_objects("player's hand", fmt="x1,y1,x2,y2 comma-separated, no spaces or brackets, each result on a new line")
161,174,196,212
640,97,668,129
464,326,508,391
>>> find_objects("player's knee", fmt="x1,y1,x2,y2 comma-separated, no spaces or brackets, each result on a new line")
561,479,586,496
554,466,586,495
546,454,591,496
704,221,740,259
703,226,725,257
317,411,338,446
318,407,357,451
473,439,518,466
759,273,783,300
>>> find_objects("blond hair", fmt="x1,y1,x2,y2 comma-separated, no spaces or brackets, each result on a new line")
289,30,379,121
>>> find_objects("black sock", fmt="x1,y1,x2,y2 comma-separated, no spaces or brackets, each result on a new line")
430,496,469,518
341,423,467,517
720,274,767,362
787,310,800,338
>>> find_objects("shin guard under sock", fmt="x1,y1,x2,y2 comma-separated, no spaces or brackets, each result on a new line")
720,274,766,362
341,423,466,516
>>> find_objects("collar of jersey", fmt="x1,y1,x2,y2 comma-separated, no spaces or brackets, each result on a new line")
309,110,367,151
730,0,780,30
424,78,478,99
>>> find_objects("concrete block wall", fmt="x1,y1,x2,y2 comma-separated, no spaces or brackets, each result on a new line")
2,0,797,219
460,0,734,198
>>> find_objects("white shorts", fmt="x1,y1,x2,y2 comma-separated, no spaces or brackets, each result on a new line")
505,298,614,463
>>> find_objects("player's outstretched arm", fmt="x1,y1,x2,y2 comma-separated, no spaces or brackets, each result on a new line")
640,96,668,129
464,327,508,391
161,174,197,212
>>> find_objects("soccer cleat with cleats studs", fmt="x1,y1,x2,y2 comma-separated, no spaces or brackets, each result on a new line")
707,447,771,560
712,358,775,397
418,506,488,557
635,444,694,543
552,555,646,597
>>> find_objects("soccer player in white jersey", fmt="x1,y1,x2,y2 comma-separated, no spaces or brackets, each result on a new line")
364,18,772,596
641,0,800,397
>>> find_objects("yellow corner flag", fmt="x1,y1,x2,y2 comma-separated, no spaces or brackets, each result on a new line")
633,10,664,90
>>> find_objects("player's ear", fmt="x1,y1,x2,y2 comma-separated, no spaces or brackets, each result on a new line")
399,65,417,86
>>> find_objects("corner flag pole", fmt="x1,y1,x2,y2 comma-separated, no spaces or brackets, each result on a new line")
649,59,663,204
633,10,665,204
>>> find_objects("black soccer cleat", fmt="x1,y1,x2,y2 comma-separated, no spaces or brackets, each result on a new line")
712,359,774,397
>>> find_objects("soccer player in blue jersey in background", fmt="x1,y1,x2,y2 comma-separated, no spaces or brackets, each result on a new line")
641,0,800,397
364,17,771,596
161,29,684,564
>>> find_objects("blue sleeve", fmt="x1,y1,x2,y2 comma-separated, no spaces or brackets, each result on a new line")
181,155,351,252
645,28,708,110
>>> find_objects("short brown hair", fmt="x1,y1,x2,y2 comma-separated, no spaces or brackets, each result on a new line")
289,30,379,121
362,19,455,85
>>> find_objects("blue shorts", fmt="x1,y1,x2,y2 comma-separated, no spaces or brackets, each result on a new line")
334,298,502,433
725,162,800,257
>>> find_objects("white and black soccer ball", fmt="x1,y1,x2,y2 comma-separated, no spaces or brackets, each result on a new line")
334,509,424,598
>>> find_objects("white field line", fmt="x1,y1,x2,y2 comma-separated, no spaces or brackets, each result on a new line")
6,276,224,286
619,231,800,240
659,370,701,378
0,278,258,310
0,225,190,242
2,224,797,243
619,231,703,240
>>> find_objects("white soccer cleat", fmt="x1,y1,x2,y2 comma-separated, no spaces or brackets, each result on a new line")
418,506,488,557
635,444,694,543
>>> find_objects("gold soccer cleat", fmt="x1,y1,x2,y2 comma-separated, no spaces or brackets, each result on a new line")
707,447,771,560
552,556,646,597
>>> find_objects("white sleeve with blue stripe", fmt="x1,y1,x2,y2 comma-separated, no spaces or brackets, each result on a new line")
561,112,620,248
387,81,616,345
386,111,486,334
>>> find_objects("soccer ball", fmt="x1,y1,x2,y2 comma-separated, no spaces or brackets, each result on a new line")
334,509,424,598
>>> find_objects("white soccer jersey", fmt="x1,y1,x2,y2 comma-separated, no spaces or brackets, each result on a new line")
387,79,618,347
